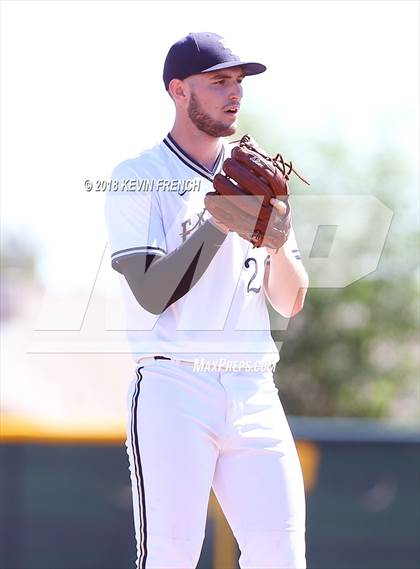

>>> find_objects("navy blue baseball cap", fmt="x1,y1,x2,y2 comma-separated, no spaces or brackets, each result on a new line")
163,32,266,90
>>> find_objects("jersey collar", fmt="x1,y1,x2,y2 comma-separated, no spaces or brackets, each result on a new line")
163,133,224,182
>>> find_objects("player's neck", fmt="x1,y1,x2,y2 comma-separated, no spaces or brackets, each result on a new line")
169,123,223,172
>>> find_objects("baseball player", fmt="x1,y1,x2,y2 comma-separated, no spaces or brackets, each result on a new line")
105,32,308,569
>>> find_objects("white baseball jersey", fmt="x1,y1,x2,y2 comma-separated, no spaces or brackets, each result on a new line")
105,134,298,365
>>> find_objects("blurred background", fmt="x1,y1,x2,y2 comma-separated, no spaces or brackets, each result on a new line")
1,1,419,568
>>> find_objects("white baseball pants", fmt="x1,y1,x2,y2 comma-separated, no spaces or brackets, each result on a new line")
125,359,306,569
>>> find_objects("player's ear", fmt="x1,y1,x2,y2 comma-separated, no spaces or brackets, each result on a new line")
168,79,188,104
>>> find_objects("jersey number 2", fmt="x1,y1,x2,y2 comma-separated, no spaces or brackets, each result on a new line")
244,257,262,294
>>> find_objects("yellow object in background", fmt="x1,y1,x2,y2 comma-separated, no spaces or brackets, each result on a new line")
296,440,321,495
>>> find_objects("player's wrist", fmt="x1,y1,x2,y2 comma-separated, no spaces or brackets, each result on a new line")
207,216,230,235
266,244,286,256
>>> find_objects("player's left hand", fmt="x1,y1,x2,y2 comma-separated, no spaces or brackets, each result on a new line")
205,134,309,250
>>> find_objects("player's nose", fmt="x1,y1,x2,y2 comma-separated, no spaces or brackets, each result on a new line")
229,82,243,101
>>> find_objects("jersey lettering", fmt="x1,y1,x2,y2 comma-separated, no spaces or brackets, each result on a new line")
180,207,207,242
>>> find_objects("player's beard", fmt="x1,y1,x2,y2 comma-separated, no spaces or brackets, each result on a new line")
187,92,236,138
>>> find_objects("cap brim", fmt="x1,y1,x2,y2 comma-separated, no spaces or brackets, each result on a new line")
201,60,266,76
